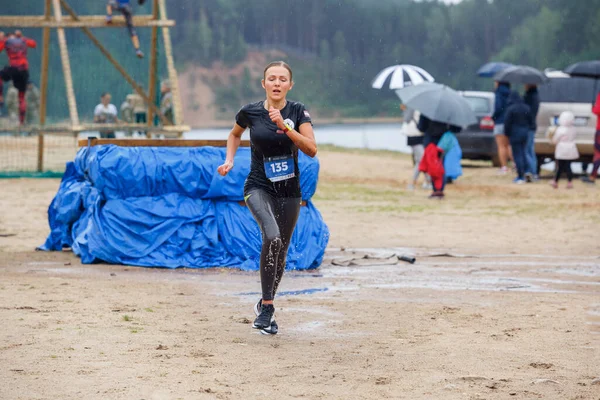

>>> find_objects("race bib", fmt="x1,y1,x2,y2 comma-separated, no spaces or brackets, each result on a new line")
264,155,295,182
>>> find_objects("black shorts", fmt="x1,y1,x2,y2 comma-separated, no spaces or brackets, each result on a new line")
0,66,29,93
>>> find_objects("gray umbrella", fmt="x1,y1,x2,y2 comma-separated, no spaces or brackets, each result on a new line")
492,65,548,85
396,83,477,127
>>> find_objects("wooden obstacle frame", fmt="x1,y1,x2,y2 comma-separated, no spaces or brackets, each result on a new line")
0,0,189,172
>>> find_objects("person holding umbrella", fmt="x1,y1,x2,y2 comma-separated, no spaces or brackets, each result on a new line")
523,84,540,181
492,81,512,174
492,65,548,176
583,91,600,184
565,61,600,184
397,82,476,197
504,91,533,184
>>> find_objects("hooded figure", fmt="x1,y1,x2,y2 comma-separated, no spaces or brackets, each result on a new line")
504,91,532,182
550,111,579,188
492,82,511,125
552,111,579,161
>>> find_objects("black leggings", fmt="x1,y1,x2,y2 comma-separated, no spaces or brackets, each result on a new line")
245,189,301,301
110,2,136,37
555,160,573,182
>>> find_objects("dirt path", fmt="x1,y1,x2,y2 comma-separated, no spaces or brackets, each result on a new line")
0,148,598,399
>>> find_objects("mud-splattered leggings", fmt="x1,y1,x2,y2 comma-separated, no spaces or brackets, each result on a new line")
245,189,301,301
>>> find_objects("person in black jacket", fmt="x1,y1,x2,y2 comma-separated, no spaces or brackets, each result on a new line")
504,91,533,183
417,114,448,147
492,81,513,173
523,84,540,180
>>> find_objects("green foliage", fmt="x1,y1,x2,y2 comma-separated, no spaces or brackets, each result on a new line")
0,0,596,120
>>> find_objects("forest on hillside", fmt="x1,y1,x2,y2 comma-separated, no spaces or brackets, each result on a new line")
2,0,599,120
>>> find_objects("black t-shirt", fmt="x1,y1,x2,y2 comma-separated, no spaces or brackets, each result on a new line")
236,100,312,198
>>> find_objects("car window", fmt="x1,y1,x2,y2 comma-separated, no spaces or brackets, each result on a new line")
538,77,596,103
463,96,491,114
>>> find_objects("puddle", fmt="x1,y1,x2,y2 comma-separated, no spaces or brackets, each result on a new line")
236,288,329,297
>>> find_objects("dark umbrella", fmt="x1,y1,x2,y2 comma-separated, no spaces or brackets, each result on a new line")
564,60,600,78
477,62,514,78
493,65,548,85
564,60,600,101
396,83,477,127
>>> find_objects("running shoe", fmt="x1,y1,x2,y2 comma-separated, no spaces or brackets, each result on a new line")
497,166,508,175
566,182,573,189
105,15,113,24
513,178,525,184
581,176,595,184
549,181,558,189
253,303,275,330
253,300,278,335
525,173,533,183
136,49,144,58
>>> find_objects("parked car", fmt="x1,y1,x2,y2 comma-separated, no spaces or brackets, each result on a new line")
535,70,598,171
455,91,499,165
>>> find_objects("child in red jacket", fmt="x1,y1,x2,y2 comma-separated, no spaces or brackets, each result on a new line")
419,143,445,198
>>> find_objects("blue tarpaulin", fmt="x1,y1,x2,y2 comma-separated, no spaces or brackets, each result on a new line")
40,146,329,271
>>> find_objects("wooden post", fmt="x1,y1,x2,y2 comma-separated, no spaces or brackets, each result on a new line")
37,134,45,172
39,0,51,127
59,0,170,126
38,0,52,172
158,0,183,129
147,0,159,127
52,0,80,127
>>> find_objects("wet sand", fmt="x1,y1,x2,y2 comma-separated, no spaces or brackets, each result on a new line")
0,147,599,399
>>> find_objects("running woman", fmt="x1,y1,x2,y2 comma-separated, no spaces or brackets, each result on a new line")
106,0,144,58
217,61,317,335
0,31,37,124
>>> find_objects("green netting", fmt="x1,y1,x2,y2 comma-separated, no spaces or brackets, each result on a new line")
0,133,76,178
0,171,64,179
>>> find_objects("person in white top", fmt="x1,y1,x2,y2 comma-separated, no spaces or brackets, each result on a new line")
94,92,118,138
549,110,579,189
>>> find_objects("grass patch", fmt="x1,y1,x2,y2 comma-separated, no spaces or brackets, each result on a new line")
315,182,405,202
356,204,430,213
318,144,409,159
144,308,154,313
122,315,132,322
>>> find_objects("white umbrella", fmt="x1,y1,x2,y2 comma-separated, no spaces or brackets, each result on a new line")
371,64,435,90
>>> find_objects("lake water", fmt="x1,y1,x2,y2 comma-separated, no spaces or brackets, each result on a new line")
184,123,583,172
184,123,412,154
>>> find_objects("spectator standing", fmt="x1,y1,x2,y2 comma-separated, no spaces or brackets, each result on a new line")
504,91,532,184
550,111,579,189
120,94,134,123
582,92,600,184
523,84,540,181
403,105,430,190
492,81,512,174
5,82,19,125
25,81,40,125
94,92,118,138
160,79,173,125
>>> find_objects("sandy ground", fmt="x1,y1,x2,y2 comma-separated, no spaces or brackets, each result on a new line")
0,147,599,399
